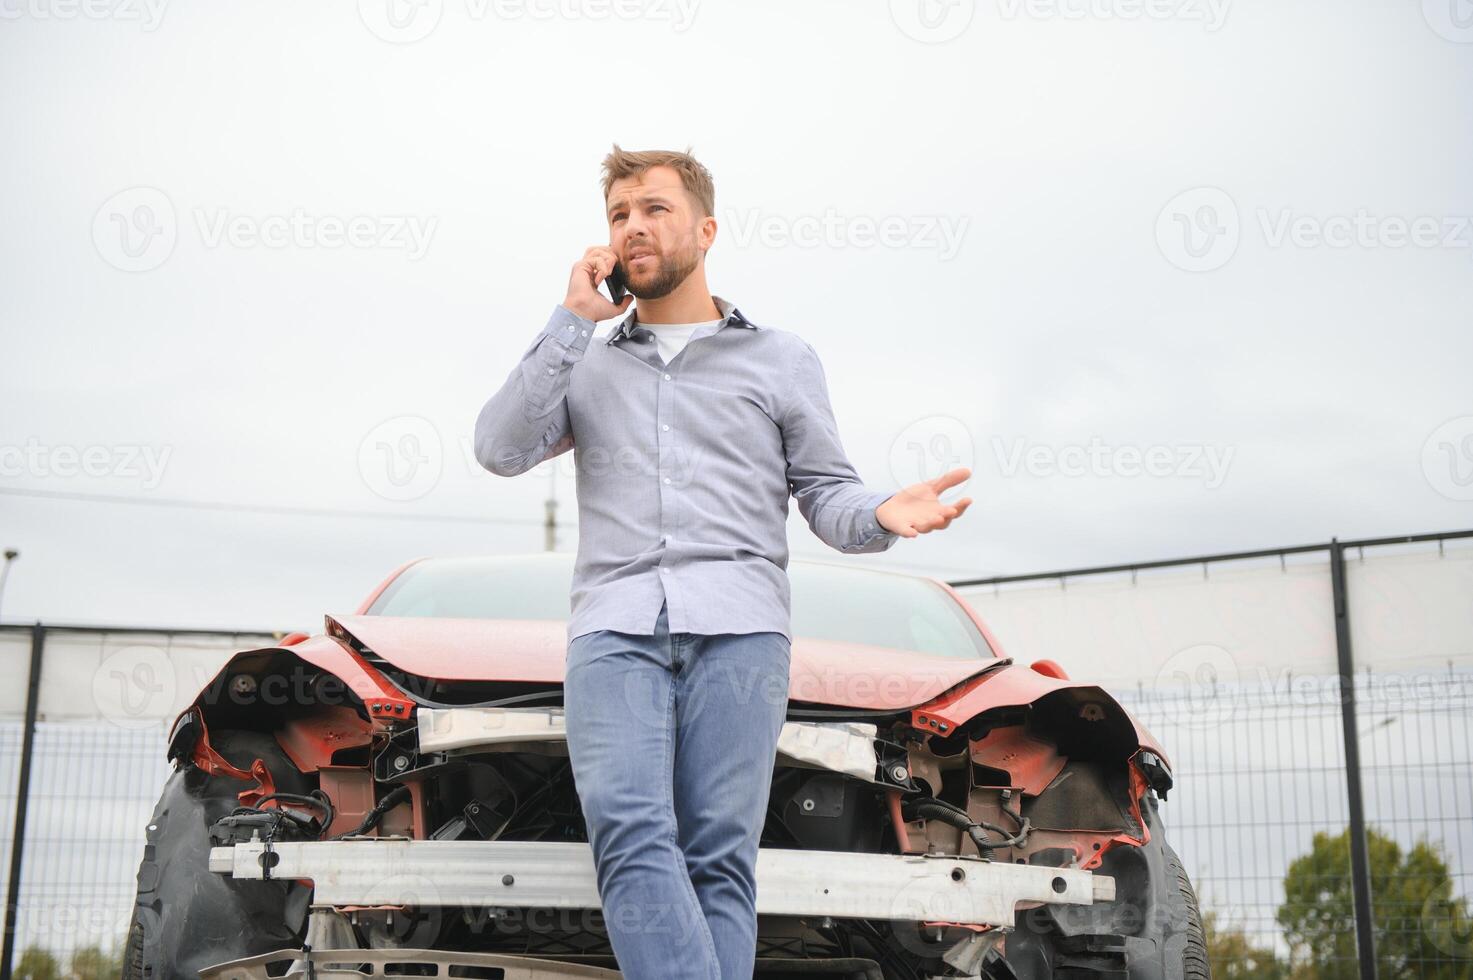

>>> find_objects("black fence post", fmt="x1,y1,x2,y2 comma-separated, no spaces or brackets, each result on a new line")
1330,539,1377,980
1,623,45,980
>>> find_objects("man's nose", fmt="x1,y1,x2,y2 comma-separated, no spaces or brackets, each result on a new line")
625,209,651,239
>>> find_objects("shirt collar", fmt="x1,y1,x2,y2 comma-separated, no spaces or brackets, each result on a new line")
605,294,758,346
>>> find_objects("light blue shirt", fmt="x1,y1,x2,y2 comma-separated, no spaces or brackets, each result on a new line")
474,295,899,644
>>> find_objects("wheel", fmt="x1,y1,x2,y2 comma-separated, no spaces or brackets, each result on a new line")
123,728,315,980
1001,791,1211,980
122,917,144,979
1168,841,1210,980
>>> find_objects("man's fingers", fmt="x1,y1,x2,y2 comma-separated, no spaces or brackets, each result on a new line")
928,467,971,492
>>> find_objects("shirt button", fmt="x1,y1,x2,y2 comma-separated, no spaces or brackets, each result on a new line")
581,330,588,337
661,424,669,431
663,373,671,381
660,567,670,575
566,324,573,331
663,477,672,485
546,368,555,374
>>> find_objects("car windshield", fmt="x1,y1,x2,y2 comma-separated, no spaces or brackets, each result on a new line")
366,555,995,660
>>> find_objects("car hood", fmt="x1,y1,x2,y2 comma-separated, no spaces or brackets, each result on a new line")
326,614,1003,711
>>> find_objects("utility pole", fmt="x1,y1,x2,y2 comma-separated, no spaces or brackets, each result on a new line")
544,466,558,552
0,550,18,622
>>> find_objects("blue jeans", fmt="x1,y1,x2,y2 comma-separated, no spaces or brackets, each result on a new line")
564,599,791,980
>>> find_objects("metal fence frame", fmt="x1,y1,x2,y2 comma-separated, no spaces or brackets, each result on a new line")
0,623,285,979
948,527,1473,980
1,528,1469,979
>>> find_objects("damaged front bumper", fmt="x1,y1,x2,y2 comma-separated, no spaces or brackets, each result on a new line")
202,706,1116,975
207,838,1113,975
211,837,1113,923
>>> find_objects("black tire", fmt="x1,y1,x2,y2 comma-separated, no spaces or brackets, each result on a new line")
123,728,315,980
122,916,144,979
1167,841,1210,980
1002,792,1211,980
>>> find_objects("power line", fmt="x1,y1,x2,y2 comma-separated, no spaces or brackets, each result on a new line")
2,485,984,578
0,485,571,529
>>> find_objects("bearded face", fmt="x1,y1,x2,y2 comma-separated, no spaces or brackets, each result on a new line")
623,233,701,300
605,165,712,302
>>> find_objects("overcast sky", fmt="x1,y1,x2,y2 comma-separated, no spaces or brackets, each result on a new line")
1,0,1471,632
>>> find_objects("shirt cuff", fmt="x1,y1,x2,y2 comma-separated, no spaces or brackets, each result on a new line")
545,305,597,355
857,489,900,547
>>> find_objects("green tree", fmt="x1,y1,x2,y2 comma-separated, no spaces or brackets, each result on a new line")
15,945,61,980
1277,826,1473,980
68,943,122,980
1204,909,1287,980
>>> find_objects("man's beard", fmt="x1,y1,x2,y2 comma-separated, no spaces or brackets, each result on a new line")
628,246,699,300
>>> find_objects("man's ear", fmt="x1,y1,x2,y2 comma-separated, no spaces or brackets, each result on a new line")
699,214,717,251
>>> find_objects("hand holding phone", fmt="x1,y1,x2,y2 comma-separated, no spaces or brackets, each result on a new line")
563,246,633,322
603,260,628,304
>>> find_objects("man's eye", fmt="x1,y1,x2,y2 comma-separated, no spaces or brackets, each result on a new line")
649,205,667,213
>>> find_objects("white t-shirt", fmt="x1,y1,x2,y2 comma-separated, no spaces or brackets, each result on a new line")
647,318,723,366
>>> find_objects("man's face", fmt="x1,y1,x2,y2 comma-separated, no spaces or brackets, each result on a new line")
606,165,711,300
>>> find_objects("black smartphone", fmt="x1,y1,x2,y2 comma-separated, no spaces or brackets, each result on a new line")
603,261,628,304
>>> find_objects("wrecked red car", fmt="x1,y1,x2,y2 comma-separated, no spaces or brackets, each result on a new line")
124,552,1206,980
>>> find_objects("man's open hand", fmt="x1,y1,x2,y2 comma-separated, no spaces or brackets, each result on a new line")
876,467,973,538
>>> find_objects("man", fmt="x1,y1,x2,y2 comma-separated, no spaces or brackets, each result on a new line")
473,145,971,980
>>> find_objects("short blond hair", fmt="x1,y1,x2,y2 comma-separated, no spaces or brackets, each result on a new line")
600,144,715,217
